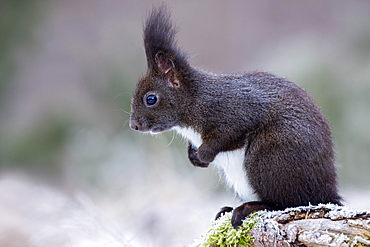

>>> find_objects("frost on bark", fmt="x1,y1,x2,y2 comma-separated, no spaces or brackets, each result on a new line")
191,204,370,247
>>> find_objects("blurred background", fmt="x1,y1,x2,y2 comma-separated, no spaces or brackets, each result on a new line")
0,0,369,246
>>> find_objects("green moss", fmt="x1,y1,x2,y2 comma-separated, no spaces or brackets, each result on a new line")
190,212,260,247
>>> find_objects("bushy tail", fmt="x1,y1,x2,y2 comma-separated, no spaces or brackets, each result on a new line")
144,4,188,73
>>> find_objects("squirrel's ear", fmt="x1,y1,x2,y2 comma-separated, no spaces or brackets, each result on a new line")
155,52,173,74
155,52,180,88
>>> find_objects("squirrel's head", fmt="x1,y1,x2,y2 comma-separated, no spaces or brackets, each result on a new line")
130,5,191,134
130,52,188,134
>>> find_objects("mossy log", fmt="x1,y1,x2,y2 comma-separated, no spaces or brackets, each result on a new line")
191,204,370,247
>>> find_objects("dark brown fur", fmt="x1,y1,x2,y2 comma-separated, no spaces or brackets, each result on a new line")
130,5,342,228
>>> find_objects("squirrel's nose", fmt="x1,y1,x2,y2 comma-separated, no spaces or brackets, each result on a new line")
129,118,141,131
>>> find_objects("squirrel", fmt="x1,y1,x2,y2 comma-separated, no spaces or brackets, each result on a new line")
130,5,342,228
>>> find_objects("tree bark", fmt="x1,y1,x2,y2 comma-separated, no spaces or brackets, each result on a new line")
250,204,370,247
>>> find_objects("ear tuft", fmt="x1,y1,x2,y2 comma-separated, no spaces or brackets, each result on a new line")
144,5,188,89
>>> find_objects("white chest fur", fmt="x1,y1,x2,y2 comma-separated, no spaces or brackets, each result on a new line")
173,127,256,201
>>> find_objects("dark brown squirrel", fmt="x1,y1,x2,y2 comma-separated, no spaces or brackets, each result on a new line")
130,5,342,228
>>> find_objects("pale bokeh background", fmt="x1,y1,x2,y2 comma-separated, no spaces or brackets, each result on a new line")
0,1,369,246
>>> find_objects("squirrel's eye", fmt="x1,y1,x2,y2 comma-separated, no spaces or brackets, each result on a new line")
146,94,157,106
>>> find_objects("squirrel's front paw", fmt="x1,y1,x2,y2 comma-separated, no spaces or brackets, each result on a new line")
188,145,209,168
197,146,216,164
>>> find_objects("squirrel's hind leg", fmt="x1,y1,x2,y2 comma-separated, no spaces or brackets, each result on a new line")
215,206,233,220
231,201,275,229
214,202,275,229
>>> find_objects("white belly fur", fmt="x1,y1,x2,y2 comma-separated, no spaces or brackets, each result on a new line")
174,127,256,201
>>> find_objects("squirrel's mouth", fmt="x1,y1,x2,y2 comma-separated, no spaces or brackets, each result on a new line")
150,125,173,134
130,120,172,134
130,114,174,134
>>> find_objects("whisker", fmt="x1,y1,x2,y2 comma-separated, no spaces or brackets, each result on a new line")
113,93,124,102
120,109,131,115
120,119,130,131
167,130,176,147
